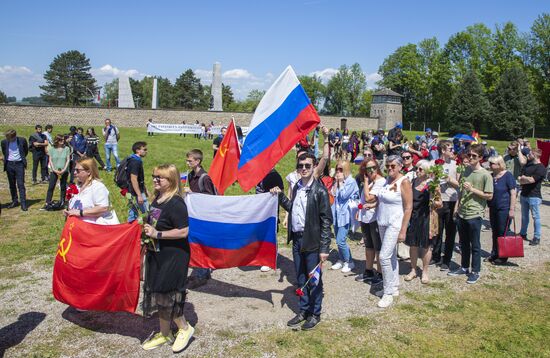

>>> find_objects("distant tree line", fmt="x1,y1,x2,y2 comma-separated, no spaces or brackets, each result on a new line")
377,13,549,139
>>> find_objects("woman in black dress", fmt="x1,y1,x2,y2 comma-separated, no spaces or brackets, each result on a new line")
404,160,442,284
141,164,194,353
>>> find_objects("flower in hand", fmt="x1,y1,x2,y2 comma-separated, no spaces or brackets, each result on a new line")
357,203,364,210
295,288,304,296
66,184,79,201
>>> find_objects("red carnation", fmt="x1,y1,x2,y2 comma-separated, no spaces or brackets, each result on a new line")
65,184,79,201
295,288,304,296
120,188,128,196
435,159,444,165
357,203,364,210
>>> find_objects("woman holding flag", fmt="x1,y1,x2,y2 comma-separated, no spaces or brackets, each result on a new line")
141,164,194,352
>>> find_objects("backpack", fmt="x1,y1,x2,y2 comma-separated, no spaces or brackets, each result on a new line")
197,172,218,195
114,156,133,189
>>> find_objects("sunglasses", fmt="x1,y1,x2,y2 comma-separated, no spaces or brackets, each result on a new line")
467,153,479,159
385,164,398,169
402,155,412,160
336,167,344,172
417,167,424,172
74,168,86,173
364,153,373,157
365,166,377,172
296,163,312,170
151,175,166,181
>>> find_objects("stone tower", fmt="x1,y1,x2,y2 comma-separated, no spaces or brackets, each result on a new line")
118,75,135,108
151,78,158,109
370,88,403,130
210,62,223,111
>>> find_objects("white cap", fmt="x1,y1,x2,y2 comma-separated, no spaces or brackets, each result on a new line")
482,141,487,145
432,131,439,136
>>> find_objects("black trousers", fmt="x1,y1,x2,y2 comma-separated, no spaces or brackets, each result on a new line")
86,148,105,168
6,161,26,203
46,171,69,204
32,152,48,181
489,207,510,260
434,201,457,265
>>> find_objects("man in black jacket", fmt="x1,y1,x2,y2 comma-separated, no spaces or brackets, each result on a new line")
271,152,333,331
1,129,29,210
29,124,49,184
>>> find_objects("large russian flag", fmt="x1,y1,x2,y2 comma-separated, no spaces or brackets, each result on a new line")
237,66,320,192
185,192,278,269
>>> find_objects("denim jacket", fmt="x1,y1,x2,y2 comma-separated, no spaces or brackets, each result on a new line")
331,175,359,227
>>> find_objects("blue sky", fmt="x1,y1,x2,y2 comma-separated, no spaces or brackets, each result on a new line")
0,0,547,100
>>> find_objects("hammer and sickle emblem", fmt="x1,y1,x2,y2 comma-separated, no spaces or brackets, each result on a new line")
57,222,74,263
219,144,229,157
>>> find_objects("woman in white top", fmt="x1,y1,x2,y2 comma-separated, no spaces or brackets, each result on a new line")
375,155,413,308
64,157,117,224
356,158,386,284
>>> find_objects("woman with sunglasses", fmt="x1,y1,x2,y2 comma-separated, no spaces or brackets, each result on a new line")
141,164,194,352
356,158,386,284
64,157,116,224
42,134,71,211
404,160,442,284
375,155,413,308
331,160,359,273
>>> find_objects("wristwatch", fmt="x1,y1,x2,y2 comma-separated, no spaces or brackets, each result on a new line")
156,231,162,239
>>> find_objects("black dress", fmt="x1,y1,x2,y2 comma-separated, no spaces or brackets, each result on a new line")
142,195,190,319
405,177,431,248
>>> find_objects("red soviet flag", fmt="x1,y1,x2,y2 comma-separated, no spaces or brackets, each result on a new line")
208,118,241,194
52,216,142,313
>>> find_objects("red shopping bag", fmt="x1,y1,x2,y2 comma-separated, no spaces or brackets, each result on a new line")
498,218,524,258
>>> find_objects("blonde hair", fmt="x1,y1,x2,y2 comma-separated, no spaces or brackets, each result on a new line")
76,157,100,187
153,164,182,201
335,160,351,178
488,155,506,170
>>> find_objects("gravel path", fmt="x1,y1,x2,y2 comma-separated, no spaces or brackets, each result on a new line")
2,186,550,357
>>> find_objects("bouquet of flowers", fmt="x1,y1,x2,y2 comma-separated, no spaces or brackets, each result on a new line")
120,188,158,252
426,159,445,239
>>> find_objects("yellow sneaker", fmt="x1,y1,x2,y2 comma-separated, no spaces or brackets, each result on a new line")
172,324,195,353
141,332,174,350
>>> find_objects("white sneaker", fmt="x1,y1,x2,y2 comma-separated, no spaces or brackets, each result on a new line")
260,266,271,272
341,261,355,273
375,289,399,298
377,294,394,308
331,261,344,270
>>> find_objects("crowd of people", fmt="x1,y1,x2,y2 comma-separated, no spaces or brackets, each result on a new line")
0,119,547,352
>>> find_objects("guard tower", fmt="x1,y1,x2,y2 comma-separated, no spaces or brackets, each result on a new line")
370,88,403,130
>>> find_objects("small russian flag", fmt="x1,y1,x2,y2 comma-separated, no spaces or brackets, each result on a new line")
308,264,321,287
180,172,188,185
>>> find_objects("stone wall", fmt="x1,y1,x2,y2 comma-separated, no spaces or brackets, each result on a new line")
0,104,383,130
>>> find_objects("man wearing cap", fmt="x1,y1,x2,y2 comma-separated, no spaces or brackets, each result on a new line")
518,148,545,246
429,132,440,160
420,128,436,149
387,123,402,143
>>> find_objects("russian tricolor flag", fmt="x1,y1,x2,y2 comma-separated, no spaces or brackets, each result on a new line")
237,66,320,192
185,192,278,269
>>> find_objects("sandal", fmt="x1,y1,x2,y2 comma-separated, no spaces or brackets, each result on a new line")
404,270,417,281
421,275,430,284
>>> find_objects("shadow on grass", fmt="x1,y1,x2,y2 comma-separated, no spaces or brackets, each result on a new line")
0,311,46,356
61,303,198,343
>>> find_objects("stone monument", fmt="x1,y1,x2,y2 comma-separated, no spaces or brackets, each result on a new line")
152,78,158,109
118,75,135,108
370,88,403,130
210,62,223,111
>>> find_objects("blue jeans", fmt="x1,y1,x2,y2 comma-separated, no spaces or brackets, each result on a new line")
520,195,542,239
128,194,148,222
292,232,323,317
104,143,120,171
457,216,482,273
334,223,352,263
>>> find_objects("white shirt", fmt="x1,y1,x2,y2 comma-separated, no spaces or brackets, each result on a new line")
291,178,313,232
358,177,386,223
285,171,300,193
68,180,113,224
7,140,22,161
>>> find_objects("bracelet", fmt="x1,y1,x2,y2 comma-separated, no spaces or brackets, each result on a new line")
80,209,84,217
156,231,162,239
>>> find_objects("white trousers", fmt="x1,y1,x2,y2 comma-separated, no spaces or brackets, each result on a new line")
378,224,400,295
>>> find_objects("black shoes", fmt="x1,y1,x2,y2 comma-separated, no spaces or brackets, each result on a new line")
287,312,307,327
301,315,321,330
21,201,28,211
7,201,19,209
529,238,540,246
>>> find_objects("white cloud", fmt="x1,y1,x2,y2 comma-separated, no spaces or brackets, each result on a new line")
222,69,254,80
91,64,148,87
366,72,382,88
309,68,338,82
0,65,43,99
194,69,213,85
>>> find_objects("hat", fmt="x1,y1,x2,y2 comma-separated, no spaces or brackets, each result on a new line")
432,131,439,137
481,141,487,145
521,147,531,156
395,123,403,129
425,128,432,132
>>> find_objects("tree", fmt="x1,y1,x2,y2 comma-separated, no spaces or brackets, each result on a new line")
489,66,537,139
40,50,99,106
324,63,367,116
526,13,550,124
22,96,46,105
222,84,234,111
446,70,490,135
129,78,144,108
227,89,265,112
0,90,7,103
298,75,325,110
174,69,205,109
101,78,118,107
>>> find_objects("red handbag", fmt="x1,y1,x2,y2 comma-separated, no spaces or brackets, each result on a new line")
498,218,524,258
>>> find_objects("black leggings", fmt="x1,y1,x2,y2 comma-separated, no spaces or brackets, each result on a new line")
86,148,105,168
46,171,68,203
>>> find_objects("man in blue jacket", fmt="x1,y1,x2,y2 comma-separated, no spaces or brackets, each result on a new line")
1,129,29,211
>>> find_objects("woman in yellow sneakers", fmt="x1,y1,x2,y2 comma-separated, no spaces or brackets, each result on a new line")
141,164,194,352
